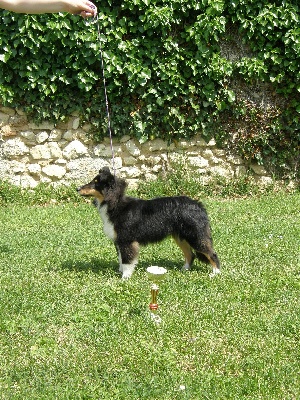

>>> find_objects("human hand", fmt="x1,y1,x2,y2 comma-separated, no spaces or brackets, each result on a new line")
66,0,97,18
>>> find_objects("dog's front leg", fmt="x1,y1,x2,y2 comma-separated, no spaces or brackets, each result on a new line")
115,245,123,274
118,242,139,279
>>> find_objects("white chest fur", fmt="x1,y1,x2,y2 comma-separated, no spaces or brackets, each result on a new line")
97,203,116,241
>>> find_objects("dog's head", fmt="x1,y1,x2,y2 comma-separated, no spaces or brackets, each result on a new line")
77,167,126,205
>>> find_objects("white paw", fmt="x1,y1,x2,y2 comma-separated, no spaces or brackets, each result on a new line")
121,263,135,279
121,269,133,279
181,263,191,271
209,268,221,278
121,274,131,280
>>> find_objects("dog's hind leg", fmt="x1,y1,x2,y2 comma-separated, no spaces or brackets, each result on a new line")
198,250,220,277
194,242,220,277
185,223,221,277
117,241,140,279
173,236,195,271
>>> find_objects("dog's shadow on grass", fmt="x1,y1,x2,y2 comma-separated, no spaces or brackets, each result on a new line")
138,259,181,271
60,257,209,276
138,259,209,274
61,257,119,276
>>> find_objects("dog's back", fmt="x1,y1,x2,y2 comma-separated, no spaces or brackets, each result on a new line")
113,195,209,245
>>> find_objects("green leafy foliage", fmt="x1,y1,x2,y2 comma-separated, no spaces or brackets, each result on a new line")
222,0,300,179
0,180,82,206
0,1,299,178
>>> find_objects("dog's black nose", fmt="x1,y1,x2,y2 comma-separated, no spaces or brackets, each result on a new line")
77,186,82,192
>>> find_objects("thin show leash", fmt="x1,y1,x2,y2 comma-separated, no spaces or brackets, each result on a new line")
89,12,116,176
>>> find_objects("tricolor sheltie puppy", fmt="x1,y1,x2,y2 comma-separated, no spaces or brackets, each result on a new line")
77,167,220,279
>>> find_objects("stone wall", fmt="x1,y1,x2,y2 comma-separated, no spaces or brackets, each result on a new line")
0,106,272,188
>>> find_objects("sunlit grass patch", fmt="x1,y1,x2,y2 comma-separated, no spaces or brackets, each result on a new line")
0,191,299,399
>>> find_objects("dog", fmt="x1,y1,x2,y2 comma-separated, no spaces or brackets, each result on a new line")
77,167,220,279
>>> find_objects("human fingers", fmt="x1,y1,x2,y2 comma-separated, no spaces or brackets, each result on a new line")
71,1,97,17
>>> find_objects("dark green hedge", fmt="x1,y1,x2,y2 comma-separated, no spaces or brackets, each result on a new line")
0,0,299,178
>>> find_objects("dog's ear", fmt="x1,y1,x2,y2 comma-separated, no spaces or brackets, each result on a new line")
104,176,127,208
99,166,111,174
98,167,114,183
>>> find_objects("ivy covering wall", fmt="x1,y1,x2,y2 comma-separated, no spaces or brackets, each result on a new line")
0,0,299,179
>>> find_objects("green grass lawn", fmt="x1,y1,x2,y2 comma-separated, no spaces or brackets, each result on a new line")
0,192,299,399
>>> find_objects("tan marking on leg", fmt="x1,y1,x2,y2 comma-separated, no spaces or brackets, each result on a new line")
202,252,221,277
173,236,194,269
202,253,217,269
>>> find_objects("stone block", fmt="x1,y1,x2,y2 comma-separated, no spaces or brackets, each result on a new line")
2,138,29,158
177,140,191,149
42,164,66,179
16,108,26,116
235,165,247,177
48,142,63,159
93,144,106,156
143,155,162,166
49,129,63,142
72,117,80,130
213,149,226,157
94,143,120,158
209,165,234,178
202,149,214,159
28,163,42,176
1,125,16,137
63,130,74,141
28,121,54,130
30,144,52,160
20,130,36,143
63,140,88,160
209,156,224,165
143,138,168,152
111,157,122,170
126,139,141,156
207,138,216,147
144,172,157,182
152,164,162,173
77,130,91,144
188,156,209,168
251,163,267,176
0,112,10,124
20,174,39,188
126,179,139,189
228,155,243,165
36,131,49,144
56,158,67,165
120,135,131,143
259,176,273,185
11,161,26,173
123,156,137,166
64,158,108,183
82,123,92,132
0,161,9,178
195,138,208,147
0,106,15,116
121,166,142,178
